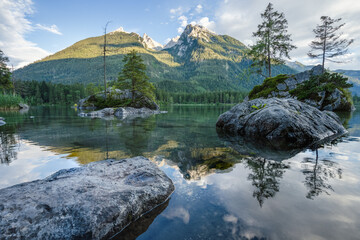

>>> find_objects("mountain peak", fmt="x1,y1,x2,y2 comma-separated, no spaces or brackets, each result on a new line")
142,33,163,50
182,24,215,40
109,27,128,35
164,36,180,49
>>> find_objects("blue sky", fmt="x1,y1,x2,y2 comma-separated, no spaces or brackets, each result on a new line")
1,0,359,70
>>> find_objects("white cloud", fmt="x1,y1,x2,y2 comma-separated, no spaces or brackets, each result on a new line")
178,15,188,27
35,24,62,35
214,0,360,70
170,6,183,15
177,27,184,34
0,0,52,68
197,17,216,31
196,4,203,13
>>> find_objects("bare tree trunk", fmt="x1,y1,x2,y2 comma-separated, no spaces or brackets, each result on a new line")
322,23,327,74
268,44,271,78
103,22,110,99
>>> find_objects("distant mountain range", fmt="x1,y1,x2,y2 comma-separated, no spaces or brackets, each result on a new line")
13,24,295,93
12,24,359,94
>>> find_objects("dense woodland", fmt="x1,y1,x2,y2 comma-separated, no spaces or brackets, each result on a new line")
10,80,247,106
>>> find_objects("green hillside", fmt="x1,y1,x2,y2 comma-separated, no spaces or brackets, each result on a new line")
13,25,296,93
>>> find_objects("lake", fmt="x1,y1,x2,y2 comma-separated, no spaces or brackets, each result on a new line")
1,105,360,239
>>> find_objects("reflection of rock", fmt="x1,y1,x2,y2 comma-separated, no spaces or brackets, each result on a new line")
0,157,174,239
112,200,170,240
216,98,347,149
218,132,304,161
246,157,290,207
78,107,166,120
301,150,342,199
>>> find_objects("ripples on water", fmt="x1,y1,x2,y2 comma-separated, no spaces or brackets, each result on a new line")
1,105,360,239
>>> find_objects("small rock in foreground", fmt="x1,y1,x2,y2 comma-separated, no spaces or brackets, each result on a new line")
0,157,174,240
216,98,347,149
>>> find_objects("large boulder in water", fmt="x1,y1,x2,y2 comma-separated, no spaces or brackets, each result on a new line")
0,157,174,239
216,98,347,149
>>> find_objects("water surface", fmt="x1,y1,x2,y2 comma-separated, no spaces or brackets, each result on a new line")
1,105,360,239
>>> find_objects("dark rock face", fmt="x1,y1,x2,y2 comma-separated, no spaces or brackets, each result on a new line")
0,157,174,240
216,98,347,149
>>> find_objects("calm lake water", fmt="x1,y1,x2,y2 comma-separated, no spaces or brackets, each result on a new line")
1,105,360,239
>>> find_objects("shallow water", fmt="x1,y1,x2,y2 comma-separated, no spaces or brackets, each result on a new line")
0,105,360,239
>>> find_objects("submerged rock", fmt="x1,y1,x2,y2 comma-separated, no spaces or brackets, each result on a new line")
216,98,347,149
0,157,174,239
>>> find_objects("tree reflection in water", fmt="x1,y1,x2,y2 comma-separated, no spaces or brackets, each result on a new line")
245,157,290,207
301,149,342,199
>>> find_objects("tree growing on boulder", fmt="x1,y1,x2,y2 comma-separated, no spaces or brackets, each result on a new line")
117,50,155,103
0,50,13,94
249,3,296,78
308,16,354,73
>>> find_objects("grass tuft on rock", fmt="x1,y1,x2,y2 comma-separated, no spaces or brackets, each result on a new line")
248,74,290,100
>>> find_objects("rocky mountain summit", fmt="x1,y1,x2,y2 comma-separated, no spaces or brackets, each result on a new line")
163,36,180,49
142,33,163,50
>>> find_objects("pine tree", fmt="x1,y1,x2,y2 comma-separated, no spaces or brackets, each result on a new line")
308,16,354,73
117,50,155,102
0,50,13,94
249,3,296,77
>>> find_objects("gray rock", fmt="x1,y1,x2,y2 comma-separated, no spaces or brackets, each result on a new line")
277,83,287,91
284,77,297,89
0,157,174,240
318,91,326,106
248,65,353,111
304,99,319,108
0,120,6,126
216,98,347,149
18,103,29,109
278,91,290,97
0,117,4,121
